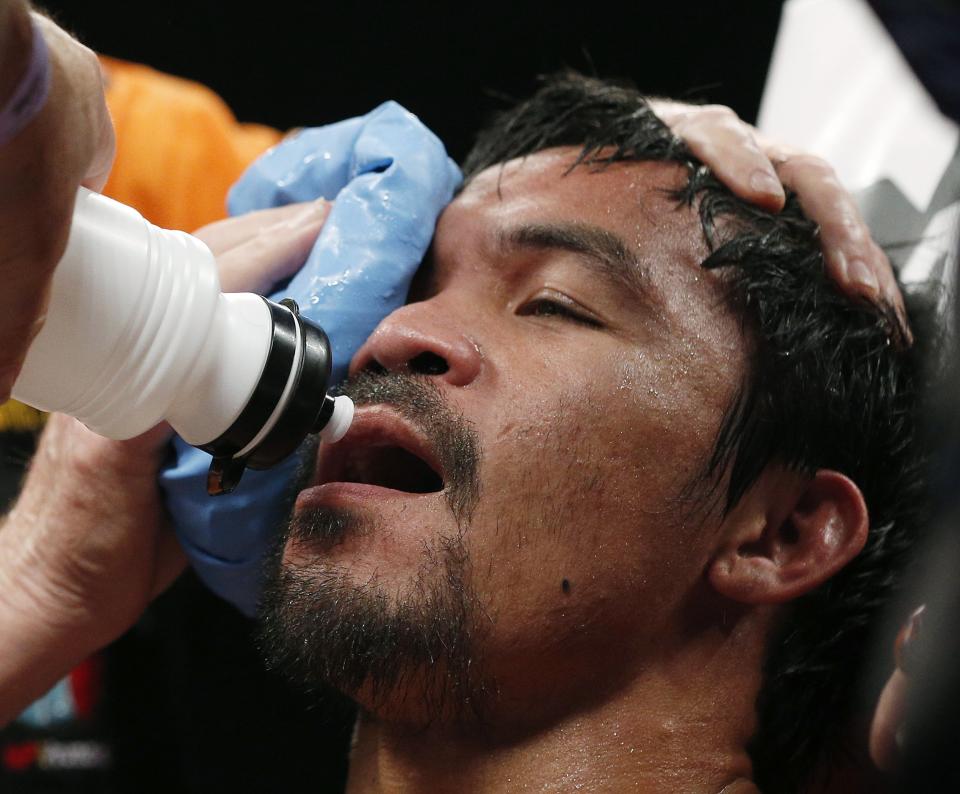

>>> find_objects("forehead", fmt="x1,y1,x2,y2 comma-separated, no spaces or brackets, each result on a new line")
437,147,709,279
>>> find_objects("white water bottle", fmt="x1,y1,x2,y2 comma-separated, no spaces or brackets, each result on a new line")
11,188,353,494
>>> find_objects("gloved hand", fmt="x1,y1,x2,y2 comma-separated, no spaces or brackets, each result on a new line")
159,101,462,616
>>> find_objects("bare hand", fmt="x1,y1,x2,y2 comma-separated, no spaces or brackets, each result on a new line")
651,100,910,345
870,605,925,772
0,7,116,400
193,198,330,294
0,201,328,724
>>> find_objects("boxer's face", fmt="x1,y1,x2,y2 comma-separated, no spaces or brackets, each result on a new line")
260,148,748,726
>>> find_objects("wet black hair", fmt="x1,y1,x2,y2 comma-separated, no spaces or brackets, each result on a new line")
462,72,931,793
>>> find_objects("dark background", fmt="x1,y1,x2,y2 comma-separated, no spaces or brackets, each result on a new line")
4,3,786,792
41,0,784,157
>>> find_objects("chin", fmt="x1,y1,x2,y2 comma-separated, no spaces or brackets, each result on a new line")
258,503,485,725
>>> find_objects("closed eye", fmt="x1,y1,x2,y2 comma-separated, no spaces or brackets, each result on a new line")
517,295,604,328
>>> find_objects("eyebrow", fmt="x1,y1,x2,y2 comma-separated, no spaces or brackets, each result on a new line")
497,222,649,302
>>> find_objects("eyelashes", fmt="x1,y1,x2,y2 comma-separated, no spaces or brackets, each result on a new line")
517,293,604,329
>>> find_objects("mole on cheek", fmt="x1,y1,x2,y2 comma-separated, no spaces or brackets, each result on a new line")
562,579,571,595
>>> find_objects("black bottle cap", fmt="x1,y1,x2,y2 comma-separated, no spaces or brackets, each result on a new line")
204,297,334,496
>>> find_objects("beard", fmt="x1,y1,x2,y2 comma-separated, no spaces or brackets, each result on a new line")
256,372,487,723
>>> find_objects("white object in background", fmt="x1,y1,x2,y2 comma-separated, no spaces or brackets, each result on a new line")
758,0,958,213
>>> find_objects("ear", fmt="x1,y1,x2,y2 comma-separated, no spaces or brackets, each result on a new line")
708,469,869,605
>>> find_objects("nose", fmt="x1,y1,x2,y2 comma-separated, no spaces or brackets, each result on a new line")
350,302,483,387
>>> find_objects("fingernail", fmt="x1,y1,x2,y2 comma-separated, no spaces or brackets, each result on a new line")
832,248,850,281
847,257,879,297
286,200,329,228
306,198,329,217
749,169,782,196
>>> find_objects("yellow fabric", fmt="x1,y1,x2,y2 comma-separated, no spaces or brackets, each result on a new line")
0,401,46,433
0,58,283,431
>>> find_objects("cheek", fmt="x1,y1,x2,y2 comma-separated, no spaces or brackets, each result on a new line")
461,364,720,650
609,353,728,502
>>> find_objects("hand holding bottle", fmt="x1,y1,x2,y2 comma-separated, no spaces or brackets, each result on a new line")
0,4,115,399
0,201,328,727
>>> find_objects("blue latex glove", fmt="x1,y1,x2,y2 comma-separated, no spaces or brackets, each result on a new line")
159,102,462,616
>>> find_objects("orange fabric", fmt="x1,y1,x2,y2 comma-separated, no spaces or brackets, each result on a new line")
0,61,281,430
99,56,283,231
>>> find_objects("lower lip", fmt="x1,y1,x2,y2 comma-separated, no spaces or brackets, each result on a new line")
294,481,438,512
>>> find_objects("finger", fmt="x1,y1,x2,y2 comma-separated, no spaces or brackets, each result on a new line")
764,148,912,346
80,100,116,192
869,669,909,772
0,176,77,399
214,201,331,294
0,306,46,400
114,421,176,464
49,415,174,481
667,105,786,212
35,13,114,191
0,245,56,400
776,155,893,303
870,238,913,347
192,200,329,257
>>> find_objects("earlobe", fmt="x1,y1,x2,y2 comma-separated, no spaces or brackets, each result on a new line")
709,469,869,605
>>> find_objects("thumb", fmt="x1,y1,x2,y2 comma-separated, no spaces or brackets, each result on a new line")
210,200,330,294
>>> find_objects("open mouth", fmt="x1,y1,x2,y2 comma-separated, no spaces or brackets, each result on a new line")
315,409,446,495
340,444,444,493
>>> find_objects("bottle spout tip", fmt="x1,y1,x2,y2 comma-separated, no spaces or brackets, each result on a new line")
319,395,354,444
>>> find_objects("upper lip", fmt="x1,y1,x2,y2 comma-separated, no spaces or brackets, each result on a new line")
311,406,446,493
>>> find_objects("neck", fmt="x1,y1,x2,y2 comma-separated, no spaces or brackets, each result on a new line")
344,610,768,794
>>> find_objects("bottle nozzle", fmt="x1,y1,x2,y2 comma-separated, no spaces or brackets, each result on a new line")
315,394,354,443
203,297,344,496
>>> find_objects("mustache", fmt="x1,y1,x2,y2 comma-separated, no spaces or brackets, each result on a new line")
318,369,482,527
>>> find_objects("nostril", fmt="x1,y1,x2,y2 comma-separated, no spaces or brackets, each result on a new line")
409,351,449,376
364,360,389,376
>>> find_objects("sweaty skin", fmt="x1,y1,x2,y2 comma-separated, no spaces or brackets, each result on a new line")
275,149,786,792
